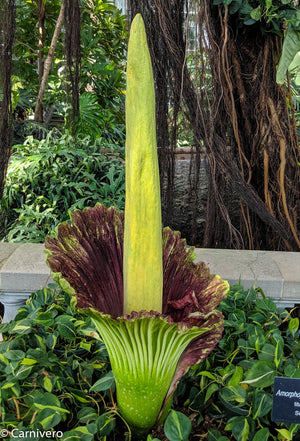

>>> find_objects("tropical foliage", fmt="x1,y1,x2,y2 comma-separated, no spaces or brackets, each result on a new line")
12,0,126,143
174,284,300,440
0,283,299,440
1,132,125,242
213,0,300,84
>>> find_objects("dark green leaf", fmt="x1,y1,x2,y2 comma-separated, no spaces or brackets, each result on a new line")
90,371,115,392
96,412,116,436
252,428,270,441
208,429,230,441
34,312,55,327
242,361,276,388
34,408,62,430
55,315,76,339
164,410,192,441
33,392,69,415
258,343,276,362
78,407,97,424
219,385,247,404
227,416,254,441
11,320,32,334
256,298,277,312
252,390,273,419
4,350,25,361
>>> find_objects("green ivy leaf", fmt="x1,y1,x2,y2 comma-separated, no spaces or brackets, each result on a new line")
96,412,116,436
258,343,276,362
34,312,55,327
68,388,91,403
276,428,293,440
250,6,262,21
252,427,270,441
43,376,53,393
14,364,33,380
256,298,277,312
4,350,25,361
219,385,247,404
33,391,69,414
241,361,276,388
228,366,244,387
11,319,32,334
238,338,255,357
78,407,97,424
55,315,77,339
205,383,219,402
90,371,115,392
289,317,299,337
227,416,251,441
1,381,20,397
164,410,192,441
208,429,230,441
252,390,273,419
34,408,62,430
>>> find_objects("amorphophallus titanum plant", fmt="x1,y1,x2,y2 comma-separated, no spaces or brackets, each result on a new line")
45,14,229,433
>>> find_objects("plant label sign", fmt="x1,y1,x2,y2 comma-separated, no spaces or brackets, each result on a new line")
272,377,300,423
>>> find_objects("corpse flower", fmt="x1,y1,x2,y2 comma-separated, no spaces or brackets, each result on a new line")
45,14,229,433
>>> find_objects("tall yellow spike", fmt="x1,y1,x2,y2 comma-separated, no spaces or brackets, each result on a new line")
123,14,163,314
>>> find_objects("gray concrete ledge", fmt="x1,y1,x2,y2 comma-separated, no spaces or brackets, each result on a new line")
194,248,300,308
0,243,52,322
0,243,299,323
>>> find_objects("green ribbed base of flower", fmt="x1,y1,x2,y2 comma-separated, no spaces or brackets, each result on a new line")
116,376,169,430
88,310,207,431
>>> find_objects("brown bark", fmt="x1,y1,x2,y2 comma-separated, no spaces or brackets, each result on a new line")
34,0,65,122
128,0,300,250
0,0,15,213
34,0,46,122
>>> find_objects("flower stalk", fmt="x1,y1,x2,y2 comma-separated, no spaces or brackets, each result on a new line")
123,13,163,315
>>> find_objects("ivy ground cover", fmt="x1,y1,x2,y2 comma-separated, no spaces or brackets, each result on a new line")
0,283,299,440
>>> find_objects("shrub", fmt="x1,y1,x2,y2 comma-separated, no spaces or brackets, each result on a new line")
0,284,299,440
0,285,196,441
0,286,120,440
1,132,125,242
174,284,300,440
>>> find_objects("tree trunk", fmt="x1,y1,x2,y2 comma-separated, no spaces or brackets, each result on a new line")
204,4,300,250
0,0,15,235
34,0,46,122
34,0,65,122
128,0,300,251
64,0,81,131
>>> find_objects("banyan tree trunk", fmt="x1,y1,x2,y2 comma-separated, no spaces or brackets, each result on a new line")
128,0,300,251
204,3,300,250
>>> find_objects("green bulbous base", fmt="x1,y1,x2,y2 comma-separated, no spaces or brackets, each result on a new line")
116,376,169,431
89,310,207,432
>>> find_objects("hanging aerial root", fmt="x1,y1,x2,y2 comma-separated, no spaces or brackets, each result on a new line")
267,98,300,248
263,149,274,216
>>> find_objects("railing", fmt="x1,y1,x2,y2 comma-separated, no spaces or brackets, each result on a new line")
1,243,299,323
